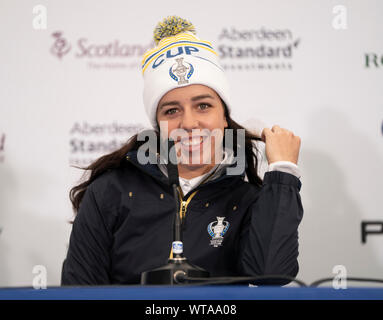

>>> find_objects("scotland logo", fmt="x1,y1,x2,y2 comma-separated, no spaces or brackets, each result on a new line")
208,217,230,247
51,31,71,60
169,57,194,85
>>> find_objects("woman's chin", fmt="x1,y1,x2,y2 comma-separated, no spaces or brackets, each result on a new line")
179,162,207,170
178,162,215,177
179,152,213,167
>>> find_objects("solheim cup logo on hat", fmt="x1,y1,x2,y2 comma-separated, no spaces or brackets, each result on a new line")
169,57,194,84
208,217,230,247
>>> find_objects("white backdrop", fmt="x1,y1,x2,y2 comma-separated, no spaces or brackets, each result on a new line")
0,0,382,287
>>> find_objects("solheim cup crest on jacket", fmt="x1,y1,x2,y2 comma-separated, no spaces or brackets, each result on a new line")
208,217,230,247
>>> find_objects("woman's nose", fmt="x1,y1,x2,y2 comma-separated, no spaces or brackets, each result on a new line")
180,109,199,130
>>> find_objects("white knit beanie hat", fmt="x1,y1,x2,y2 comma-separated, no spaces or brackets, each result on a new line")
142,16,231,129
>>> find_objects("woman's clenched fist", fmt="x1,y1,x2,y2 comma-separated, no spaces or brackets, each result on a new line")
261,125,301,165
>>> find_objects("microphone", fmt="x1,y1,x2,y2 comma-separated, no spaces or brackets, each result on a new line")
166,138,182,258
140,137,209,285
166,138,179,186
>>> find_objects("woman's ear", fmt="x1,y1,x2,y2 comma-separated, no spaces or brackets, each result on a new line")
224,117,228,129
220,99,229,129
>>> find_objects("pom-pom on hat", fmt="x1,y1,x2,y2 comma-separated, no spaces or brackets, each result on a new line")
142,16,231,129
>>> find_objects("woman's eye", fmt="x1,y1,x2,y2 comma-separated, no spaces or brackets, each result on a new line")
165,108,178,115
199,103,210,110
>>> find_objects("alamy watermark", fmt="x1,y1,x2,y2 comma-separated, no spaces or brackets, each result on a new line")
332,5,348,30
136,122,246,175
32,5,47,30
32,265,47,289
332,265,347,289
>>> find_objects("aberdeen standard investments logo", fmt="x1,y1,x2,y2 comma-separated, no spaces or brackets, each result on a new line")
69,122,145,166
50,31,154,70
217,27,301,71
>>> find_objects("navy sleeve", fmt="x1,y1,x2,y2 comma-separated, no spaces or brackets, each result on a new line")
61,183,113,285
238,171,304,285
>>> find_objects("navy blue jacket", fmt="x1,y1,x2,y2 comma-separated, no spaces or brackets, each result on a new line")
61,149,303,285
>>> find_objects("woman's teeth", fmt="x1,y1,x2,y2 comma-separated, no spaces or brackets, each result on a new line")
181,136,204,146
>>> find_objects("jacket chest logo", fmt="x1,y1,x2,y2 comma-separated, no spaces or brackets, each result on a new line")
207,217,230,247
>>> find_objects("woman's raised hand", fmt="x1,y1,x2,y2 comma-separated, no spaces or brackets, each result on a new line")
261,125,301,165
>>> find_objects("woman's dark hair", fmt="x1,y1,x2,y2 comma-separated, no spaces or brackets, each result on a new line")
69,102,263,213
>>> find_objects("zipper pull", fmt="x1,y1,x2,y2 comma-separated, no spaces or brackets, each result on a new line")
180,201,187,220
178,190,198,230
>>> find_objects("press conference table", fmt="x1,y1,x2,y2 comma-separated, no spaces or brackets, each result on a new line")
1,286,383,300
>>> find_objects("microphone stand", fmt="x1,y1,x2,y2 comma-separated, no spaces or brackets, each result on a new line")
140,138,209,285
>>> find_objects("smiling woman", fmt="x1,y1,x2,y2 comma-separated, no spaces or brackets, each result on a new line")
156,84,229,179
61,16,303,286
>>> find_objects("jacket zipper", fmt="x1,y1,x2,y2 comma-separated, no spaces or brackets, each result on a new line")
178,188,198,223
169,189,199,259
